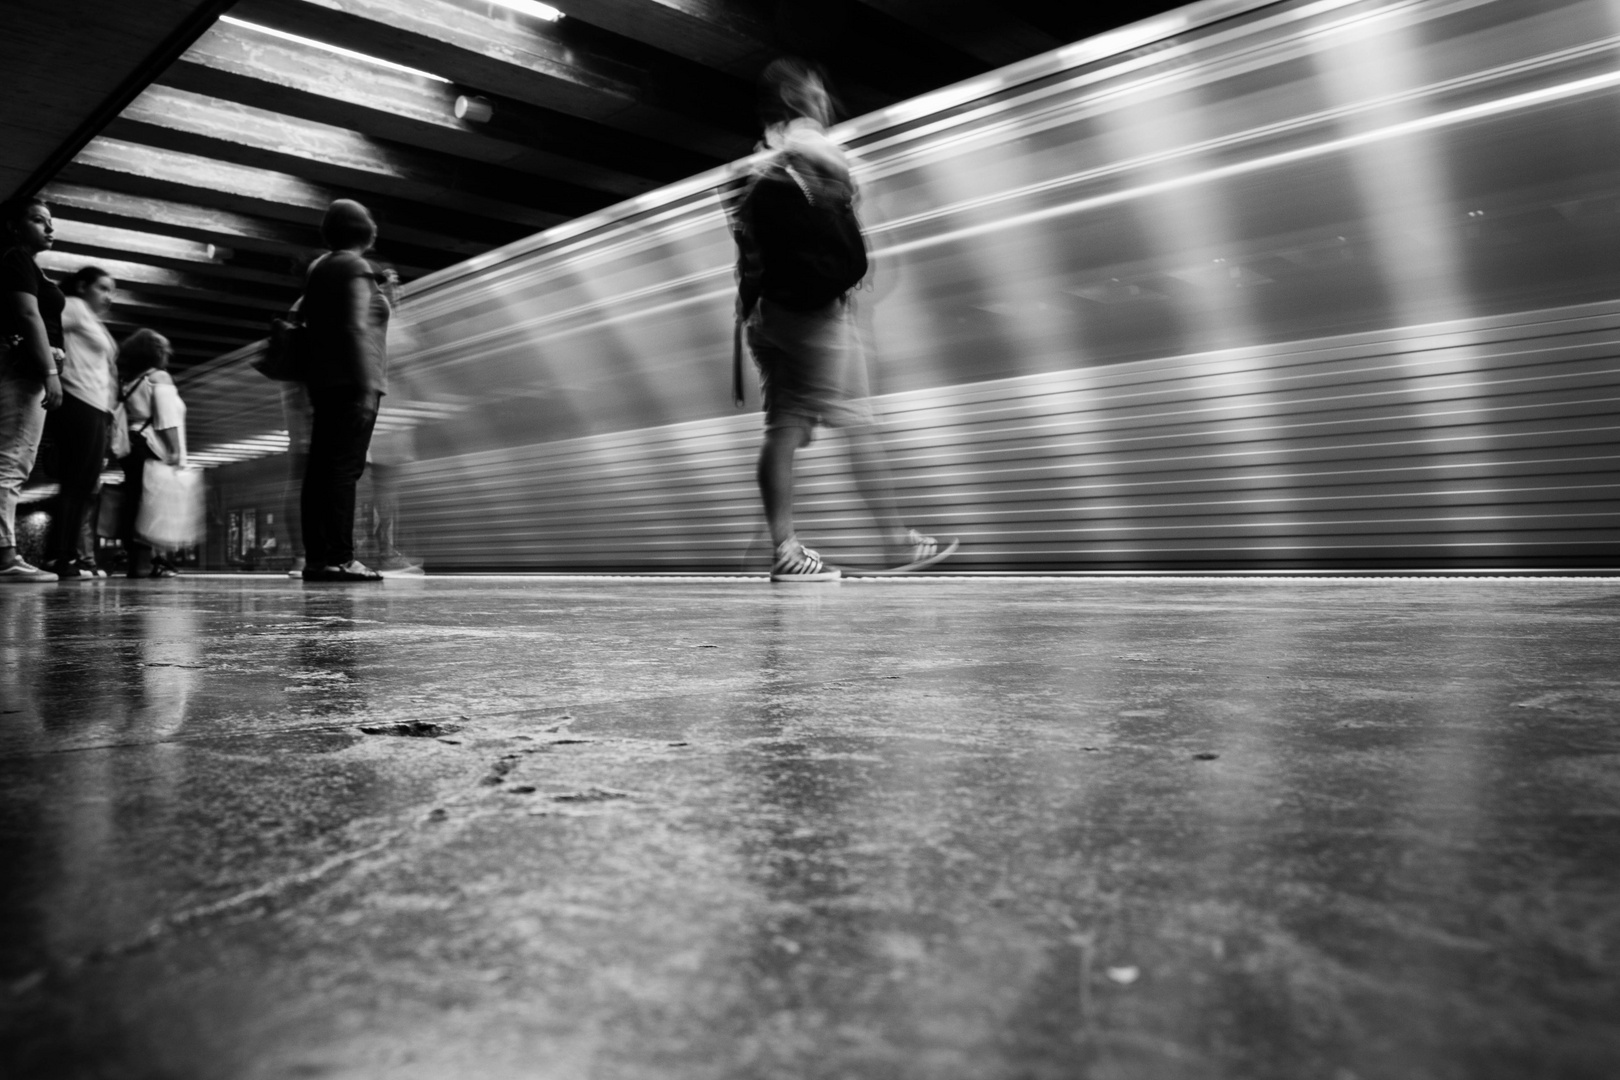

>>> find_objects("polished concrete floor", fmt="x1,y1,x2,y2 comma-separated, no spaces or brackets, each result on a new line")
1,575,1618,1080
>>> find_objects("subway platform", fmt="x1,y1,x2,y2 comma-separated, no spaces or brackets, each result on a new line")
2,575,1618,1080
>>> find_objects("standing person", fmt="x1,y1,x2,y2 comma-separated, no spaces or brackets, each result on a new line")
0,198,65,583
299,199,392,582
733,60,954,581
116,329,185,578
47,266,119,578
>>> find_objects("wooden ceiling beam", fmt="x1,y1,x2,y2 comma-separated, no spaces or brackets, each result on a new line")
227,0,757,158
60,137,512,257
523,1,896,119
169,21,699,195
40,183,453,276
42,182,323,259
172,345,237,361
107,295,270,332
850,0,1060,69
110,85,606,225
549,0,776,78
37,251,296,312
103,316,255,350
50,238,302,290
52,219,226,266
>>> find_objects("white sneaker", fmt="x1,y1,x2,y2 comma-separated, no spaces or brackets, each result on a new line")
770,538,840,582
0,560,59,583
887,531,959,572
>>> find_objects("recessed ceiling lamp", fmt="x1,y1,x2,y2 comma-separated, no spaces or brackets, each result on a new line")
488,1,563,21
218,15,452,82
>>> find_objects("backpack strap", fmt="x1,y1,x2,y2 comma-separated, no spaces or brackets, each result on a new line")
118,372,156,435
781,162,816,206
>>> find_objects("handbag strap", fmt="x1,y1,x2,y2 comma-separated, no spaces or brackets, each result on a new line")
119,372,156,435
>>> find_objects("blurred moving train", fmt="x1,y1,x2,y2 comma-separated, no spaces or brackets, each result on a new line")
182,0,1620,572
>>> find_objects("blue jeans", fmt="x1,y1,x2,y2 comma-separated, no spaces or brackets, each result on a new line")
0,368,47,550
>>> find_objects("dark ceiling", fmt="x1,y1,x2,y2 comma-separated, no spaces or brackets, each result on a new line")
8,0,1183,370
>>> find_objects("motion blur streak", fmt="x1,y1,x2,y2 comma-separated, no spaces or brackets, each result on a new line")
182,0,1620,571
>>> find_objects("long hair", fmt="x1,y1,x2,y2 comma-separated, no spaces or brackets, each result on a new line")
758,57,836,129
118,328,171,381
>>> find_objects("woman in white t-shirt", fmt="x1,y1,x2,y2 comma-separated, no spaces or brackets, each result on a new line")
46,266,119,577
115,329,185,578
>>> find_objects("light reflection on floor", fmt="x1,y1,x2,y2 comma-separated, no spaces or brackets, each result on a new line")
2,576,1617,1080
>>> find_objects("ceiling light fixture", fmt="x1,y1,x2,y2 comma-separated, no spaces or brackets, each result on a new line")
455,95,495,123
488,1,563,22
218,15,452,83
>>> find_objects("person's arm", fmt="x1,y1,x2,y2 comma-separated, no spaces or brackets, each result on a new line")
149,374,187,465
4,291,63,409
341,271,371,373
155,427,183,466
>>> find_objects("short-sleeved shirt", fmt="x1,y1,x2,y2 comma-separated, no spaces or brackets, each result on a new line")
61,296,118,412
302,250,390,395
0,246,65,348
123,369,186,459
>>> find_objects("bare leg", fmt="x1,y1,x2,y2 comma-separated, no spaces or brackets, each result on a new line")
845,425,909,554
758,425,810,547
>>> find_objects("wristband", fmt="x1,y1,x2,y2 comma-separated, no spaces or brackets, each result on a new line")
44,369,58,377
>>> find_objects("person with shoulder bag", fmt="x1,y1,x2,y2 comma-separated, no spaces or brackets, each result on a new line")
0,198,66,583
115,329,187,578
298,199,393,582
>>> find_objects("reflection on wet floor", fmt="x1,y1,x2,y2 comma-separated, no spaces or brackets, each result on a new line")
2,577,1618,1079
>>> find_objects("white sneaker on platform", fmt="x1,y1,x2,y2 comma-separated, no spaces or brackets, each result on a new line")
770,538,840,582
0,560,58,583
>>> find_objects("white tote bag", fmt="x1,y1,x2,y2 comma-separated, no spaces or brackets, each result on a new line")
137,460,205,549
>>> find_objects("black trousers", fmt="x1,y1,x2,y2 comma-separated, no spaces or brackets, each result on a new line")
301,385,379,567
46,394,109,565
119,438,154,572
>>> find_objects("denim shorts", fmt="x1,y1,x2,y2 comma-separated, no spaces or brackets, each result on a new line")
746,297,874,437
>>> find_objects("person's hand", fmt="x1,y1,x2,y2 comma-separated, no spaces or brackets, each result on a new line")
42,373,63,410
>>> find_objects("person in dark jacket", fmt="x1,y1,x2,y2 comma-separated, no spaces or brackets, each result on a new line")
734,60,952,581
299,199,393,582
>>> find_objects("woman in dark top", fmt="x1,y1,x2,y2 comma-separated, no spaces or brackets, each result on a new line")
299,199,392,582
0,198,66,583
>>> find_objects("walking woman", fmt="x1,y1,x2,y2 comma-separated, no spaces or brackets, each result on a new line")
732,61,952,579
0,198,65,583
47,265,120,577
299,199,392,582
116,329,185,578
